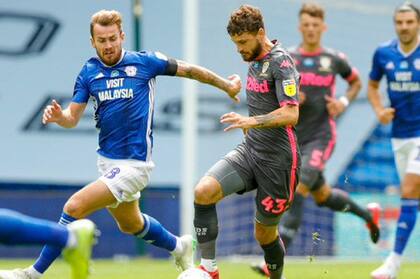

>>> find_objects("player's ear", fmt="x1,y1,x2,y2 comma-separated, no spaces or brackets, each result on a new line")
121,31,126,42
90,37,95,48
323,23,327,32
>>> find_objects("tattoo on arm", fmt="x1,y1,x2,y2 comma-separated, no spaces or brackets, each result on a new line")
177,60,227,91
253,114,280,128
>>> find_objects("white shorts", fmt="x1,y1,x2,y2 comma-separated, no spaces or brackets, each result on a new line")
97,155,155,208
391,137,420,179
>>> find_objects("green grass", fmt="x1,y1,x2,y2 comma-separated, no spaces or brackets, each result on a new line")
0,258,418,279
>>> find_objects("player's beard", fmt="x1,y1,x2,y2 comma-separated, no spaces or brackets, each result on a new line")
398,30,418,45
241,41,263,62
98,47,122,66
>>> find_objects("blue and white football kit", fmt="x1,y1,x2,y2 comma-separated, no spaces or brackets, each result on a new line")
370,39,420,178
73,50,177,206
369,39,420,261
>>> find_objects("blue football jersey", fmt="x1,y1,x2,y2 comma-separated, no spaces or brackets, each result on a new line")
72,50,176,161
370,39,420,138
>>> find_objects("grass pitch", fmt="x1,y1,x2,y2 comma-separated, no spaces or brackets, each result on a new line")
0,258,418,279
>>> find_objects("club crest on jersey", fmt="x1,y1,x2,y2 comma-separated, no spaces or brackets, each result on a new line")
319,56,331,72
125,66,137,77
262,62,270,73
111,70,119,77
414,59,420,70
282,79,297,96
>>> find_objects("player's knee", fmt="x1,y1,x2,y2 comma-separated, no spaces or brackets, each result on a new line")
194,177,222,204
313,185,332,206
254,224,278,245
63,199,85,219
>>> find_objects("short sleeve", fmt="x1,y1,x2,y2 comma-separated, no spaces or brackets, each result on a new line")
145,51,177,77
272,54,300,106
369,48,384,81
72,66,90,104
335,52,357,81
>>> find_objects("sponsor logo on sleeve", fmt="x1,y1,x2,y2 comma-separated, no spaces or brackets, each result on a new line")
282,79,297,96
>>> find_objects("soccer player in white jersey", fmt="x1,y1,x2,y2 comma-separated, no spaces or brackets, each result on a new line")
368,2,420,279
0,9,241,279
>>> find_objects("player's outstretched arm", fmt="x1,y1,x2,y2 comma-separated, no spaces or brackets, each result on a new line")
42,100,87,128
220,105,299,132
175,60,241,102
367,79,395,124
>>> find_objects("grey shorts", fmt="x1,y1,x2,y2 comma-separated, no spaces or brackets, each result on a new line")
206,145,299,226
299,139,334,191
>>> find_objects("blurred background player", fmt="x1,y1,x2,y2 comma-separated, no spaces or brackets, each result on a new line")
0,9,241,279
368,2,420,279
252,2,381,277
194,5,300,279
0,208,96,279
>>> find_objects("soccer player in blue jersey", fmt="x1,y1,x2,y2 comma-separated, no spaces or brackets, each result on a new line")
0,9,241,279
0,209,96,279
369,2,420,279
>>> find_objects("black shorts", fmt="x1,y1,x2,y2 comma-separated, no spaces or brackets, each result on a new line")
206,144,299,226
299,138,335,191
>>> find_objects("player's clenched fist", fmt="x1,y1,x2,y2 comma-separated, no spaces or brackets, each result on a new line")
226,74,242,103
377,107,395,125
42,99,63,124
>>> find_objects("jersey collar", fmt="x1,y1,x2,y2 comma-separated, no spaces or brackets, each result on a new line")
397,38,420,58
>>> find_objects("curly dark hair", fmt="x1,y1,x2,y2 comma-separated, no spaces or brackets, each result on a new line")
299,2,325,20
227,4,265,36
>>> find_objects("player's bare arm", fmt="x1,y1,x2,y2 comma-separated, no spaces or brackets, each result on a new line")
325,75,362,117
175,60,241,102
220,104,299,132
42,100,87,128
367,79,395,124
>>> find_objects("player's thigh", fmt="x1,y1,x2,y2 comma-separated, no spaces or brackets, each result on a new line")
64,180,116,218
255,167,299,226
202,146,256,198
107,200,143,233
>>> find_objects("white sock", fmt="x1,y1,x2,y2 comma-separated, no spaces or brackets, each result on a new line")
65,230,78,248
171,237,183,256
389,251,402,266
201,258,217,272
26,266,42,279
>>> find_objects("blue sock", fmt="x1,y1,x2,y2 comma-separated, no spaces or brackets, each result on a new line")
394,199,419,255
135,214,177,251
0,209,68,247
33,212,76,274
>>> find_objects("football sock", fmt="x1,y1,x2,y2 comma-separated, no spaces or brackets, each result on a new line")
319,188,371,222
261,237,285,279
394,199,418,255
33,212,76,274
279,193,305,248
194,203,218,259
135,214,177,252
0,209,68,247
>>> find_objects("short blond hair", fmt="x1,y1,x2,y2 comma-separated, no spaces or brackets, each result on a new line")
90,10,123,37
